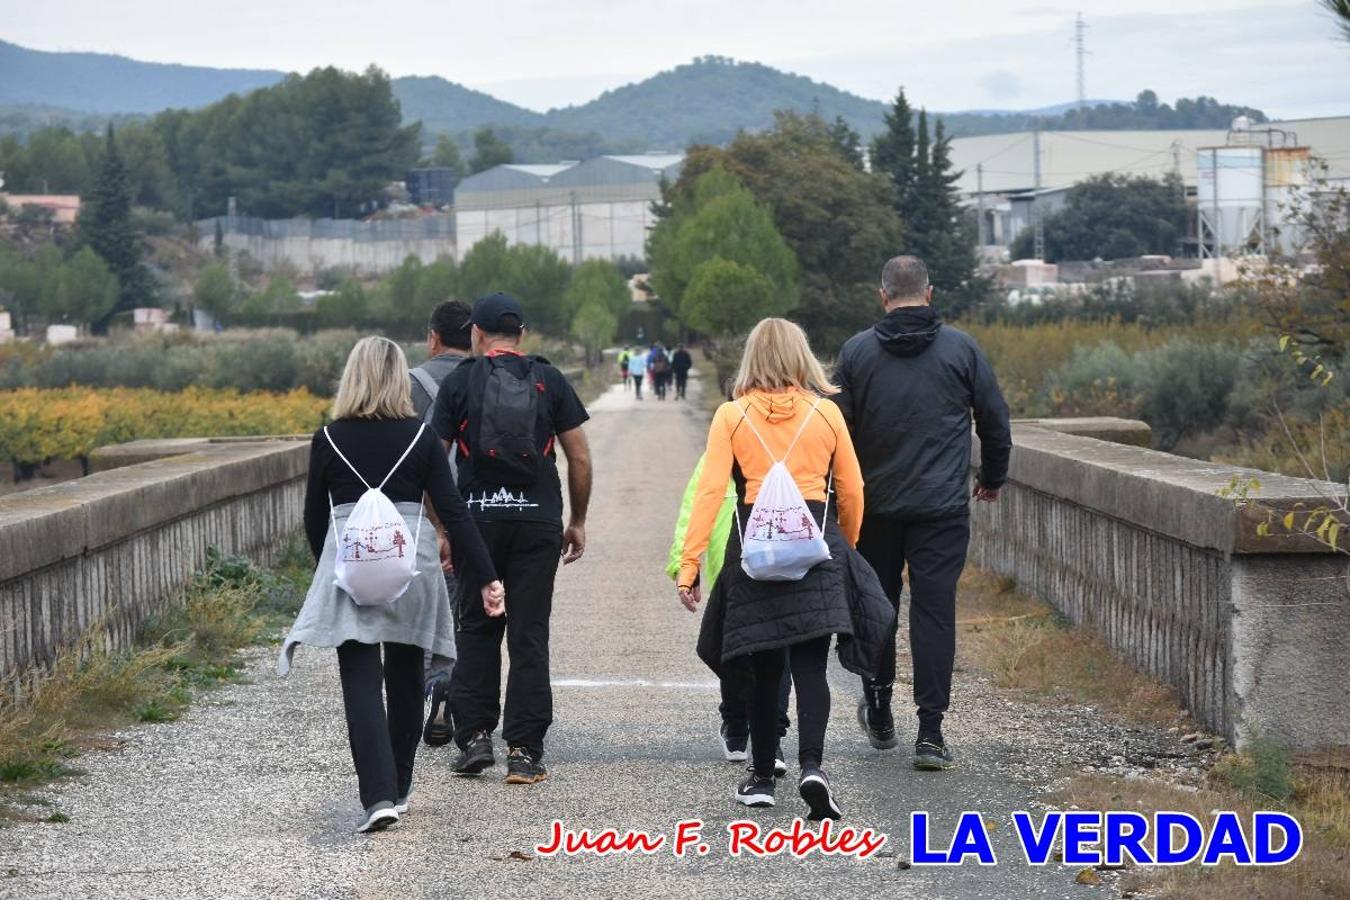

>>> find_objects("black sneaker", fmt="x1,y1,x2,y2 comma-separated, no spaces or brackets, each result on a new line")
914,734,956,771
504,746,548,785
856,698,899,750
451,731,495,776
799,768,843,821
735,771,776,808
422,673,453,747
719,723,748,762
773,743,788,778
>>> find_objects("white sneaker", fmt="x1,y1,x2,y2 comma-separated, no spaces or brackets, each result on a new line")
355,804,399,833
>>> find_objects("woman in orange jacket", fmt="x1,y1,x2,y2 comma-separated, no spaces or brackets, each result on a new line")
679,318,893,821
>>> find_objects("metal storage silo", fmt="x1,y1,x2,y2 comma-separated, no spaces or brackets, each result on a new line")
1197,145,1265,256
1264,146,1312,254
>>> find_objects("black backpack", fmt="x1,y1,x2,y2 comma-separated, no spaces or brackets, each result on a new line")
467,356,545,486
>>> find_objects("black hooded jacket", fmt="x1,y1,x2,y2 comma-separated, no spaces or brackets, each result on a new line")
835,306,1012,521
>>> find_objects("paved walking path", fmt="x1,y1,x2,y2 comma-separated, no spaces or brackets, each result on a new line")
2,374,1182,899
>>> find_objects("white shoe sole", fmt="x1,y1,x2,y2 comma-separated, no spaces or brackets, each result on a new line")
356,809,400,833
799,774,842,820
720,731,748,762
735,789,775,808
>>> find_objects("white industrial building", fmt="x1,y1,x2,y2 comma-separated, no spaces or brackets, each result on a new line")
454,154,684,262
948,116,1350,257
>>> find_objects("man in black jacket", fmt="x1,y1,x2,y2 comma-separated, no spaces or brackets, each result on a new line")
835,256,1012,771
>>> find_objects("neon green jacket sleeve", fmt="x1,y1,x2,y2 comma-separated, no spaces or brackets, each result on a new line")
668,454,736,589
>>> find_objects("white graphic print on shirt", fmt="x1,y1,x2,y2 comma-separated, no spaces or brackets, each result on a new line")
466,488,541,512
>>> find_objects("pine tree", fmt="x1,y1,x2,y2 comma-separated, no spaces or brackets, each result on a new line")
871,88,918,219
874,92,980,311
81,125,152,328
827,116,864,170
913,116,977,297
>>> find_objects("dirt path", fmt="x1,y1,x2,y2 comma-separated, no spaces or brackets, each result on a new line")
1,373,1190,899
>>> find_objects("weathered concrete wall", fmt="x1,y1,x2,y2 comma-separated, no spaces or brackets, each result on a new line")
0,440,307,690
971,422,1349,751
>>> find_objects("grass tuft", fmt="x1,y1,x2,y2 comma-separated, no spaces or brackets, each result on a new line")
1214,735,1296,805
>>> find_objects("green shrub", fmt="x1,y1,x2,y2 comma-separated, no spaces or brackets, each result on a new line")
1214,737,1295,805
1136,338,1239,450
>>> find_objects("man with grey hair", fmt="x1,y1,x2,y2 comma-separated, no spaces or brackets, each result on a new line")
834,255,1012,771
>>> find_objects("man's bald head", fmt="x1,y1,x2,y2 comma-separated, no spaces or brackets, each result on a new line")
880,255,931,306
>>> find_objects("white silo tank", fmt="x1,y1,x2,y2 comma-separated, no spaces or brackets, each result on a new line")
1197,145,1265,256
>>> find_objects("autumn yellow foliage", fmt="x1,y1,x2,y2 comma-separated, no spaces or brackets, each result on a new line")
0,387,330,467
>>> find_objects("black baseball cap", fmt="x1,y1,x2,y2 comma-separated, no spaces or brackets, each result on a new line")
466,292,525,335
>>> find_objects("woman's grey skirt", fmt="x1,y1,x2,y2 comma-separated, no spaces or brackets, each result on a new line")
278,502,456,675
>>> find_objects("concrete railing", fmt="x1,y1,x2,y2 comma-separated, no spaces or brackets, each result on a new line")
0,438,307,692
972,420,1349,752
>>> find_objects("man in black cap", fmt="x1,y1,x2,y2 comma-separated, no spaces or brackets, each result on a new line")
431,292,592,785
835,256,1011,772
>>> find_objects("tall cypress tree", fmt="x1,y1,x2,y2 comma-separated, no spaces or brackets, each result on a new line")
875,92,980,310
923,118,978,298
871,88,918,218
81,125,152,327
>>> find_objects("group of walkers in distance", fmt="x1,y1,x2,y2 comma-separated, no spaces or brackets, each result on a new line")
619,342,693,401
279,253,1012,833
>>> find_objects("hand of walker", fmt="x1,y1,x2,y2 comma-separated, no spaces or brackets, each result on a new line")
482,580,506,617
438,533,454,573
678,584,700,612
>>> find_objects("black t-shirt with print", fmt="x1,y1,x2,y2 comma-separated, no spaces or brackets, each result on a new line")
431,352,589,524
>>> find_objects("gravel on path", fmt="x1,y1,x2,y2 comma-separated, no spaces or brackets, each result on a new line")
1,374,1198,899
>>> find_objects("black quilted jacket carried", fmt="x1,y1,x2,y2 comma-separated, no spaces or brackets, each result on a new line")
696,501,896,679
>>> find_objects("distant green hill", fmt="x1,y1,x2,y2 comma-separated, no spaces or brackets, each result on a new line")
0,39,285,113
389,76,541,134
0,40,1269,161
541,56,887,147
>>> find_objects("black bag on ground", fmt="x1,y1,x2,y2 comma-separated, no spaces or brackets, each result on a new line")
470,355,543,486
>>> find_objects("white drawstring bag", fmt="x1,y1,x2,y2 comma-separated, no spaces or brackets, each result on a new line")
325,423,426,606
735,400,833,582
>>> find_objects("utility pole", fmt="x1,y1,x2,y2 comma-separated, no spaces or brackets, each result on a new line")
1171,140,1186,202
1074,12,1089,107
570,191,581,265
976,163,986,248
1032,129,1046,261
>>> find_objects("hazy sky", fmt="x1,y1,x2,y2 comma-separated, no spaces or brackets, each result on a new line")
7,0,1349,118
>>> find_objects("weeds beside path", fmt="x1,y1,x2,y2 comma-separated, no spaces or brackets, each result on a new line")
955,568,1350,899
0,539,310,823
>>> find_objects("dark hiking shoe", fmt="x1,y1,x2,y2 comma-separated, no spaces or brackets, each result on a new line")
799,768,843,821
504,746,549,785
914,734,956,771
719,723,748,762
856,698,899,750
355,802,399,834
735,771,776,808
422,673,453,747
451,731,496,776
